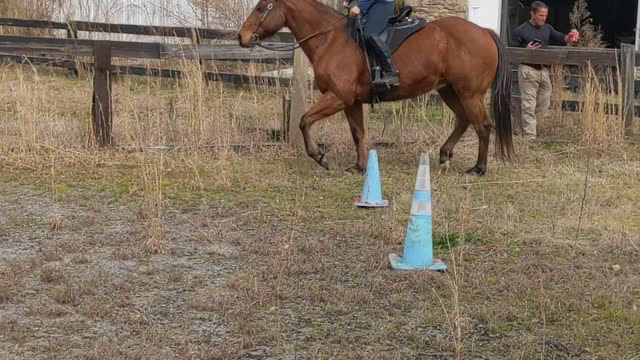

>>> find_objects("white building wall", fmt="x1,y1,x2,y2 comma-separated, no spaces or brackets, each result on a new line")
467,0,502,34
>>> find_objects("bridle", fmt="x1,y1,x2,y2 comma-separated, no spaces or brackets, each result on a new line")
248,0,349,52
249,0,281,45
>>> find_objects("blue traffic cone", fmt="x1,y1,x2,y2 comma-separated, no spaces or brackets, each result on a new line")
389,153,446,271
354,149,388,208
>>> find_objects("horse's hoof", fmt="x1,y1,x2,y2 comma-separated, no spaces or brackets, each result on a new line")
344,164,364,175
318,154,330,170
439,150,453,165
440,160,451,172
463,166,486,176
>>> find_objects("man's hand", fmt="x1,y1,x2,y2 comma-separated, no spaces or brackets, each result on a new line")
527,41,541,49
566,29,580,43
349,5,360,16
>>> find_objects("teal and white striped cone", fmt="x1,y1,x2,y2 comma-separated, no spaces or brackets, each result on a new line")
389,154,447,271
354,149,389,208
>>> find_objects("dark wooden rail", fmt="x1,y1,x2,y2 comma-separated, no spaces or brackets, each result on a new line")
0,35,293,63
0,17,294,43
0,54,291,88
506,46,640,66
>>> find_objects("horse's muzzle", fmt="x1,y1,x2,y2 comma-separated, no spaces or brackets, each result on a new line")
237,32,258,48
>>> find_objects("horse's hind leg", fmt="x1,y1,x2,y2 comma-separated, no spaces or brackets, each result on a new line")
344,101,367,174
459,95,492,176
300,91,346,170
437,85,469,170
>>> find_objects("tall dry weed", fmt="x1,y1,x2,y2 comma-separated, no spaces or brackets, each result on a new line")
548,65,568,135
434,199,470,359
187,0,253,28
139,153,166,254
177,58,209,146
569,0,606,48
0,64,91,150
0,0,56,34
14,68,41,148
578,64,624,146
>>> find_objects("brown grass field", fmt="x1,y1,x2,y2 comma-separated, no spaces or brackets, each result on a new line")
0,59,639,360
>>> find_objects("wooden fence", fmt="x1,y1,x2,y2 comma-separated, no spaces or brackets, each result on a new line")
507,45,637,137
0,16,295,84
0,17,297,146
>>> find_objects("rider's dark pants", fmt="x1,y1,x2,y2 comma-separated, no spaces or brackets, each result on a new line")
361,1,398,78
362,1,394,36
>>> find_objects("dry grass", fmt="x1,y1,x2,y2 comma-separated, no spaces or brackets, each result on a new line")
578,65,625,146
0,62,285,149
0,0,56,35
542,63,628,147
40,263,66,284
1,138,640,358
548,65,568,135
0,49,639,359
139,153,166,254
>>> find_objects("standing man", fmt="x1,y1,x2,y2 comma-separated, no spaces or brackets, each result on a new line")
510,1,579,139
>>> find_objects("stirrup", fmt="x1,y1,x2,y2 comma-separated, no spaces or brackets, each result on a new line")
372,74,400,89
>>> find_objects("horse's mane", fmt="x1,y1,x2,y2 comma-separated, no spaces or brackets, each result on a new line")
304,0,352,38
307,0,348,19
279,0,353,43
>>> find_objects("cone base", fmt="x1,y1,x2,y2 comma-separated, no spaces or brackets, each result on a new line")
388,253,447,271
354,196,389,208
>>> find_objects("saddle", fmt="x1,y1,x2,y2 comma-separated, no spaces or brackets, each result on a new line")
378,6,426,54
350,6,427,101
351,6,426,52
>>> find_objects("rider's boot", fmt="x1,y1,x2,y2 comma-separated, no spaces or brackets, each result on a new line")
367,34,400,89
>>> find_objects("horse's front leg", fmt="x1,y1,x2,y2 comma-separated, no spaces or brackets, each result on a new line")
300,91,346,170
344,101,366,174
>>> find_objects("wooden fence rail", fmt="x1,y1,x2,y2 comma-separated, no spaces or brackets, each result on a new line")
507,46,640,66
0,17,294,43
4,36,636,80
0,54,291,88
0,35,293,63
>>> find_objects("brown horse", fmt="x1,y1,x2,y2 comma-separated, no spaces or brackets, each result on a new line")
238,0,513,175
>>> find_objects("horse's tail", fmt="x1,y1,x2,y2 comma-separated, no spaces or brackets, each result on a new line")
488,29,514,161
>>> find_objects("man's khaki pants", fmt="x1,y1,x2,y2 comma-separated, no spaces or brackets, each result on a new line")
518,64,552,138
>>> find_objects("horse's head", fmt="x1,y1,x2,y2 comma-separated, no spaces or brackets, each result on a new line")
238,0,287,48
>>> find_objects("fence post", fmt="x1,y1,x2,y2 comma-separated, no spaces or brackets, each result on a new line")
282,93,292,142
92,41,113,146
191,28,206,79
636,2,640,51
66,21,79,77
289,48,309,150
621,43,635,136
510,66,523,134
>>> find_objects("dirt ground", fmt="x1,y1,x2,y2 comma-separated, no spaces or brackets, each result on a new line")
1,135,639,359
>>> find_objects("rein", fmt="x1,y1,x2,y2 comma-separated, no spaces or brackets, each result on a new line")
250,0,349,52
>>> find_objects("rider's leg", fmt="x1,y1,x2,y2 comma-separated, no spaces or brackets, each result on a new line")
366,34,400,87
361,1,393,35
362,1,399,88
